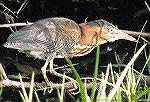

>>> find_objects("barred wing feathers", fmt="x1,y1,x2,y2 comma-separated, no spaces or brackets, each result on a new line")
4,17,81,60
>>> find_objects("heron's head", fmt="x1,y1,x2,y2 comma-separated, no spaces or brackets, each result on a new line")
79,19,136,46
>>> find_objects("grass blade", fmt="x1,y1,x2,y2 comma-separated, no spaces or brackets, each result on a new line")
91,45,100,101
29,72,34,101
64,55,87,101
107,44,147,101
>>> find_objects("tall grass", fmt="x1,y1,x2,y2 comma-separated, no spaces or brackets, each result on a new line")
19,72,40,102
64,43,149,102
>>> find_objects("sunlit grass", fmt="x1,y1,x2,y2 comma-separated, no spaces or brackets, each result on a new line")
19,72,38,102
91,43,100,101
64,42,149,102
64,55,90,102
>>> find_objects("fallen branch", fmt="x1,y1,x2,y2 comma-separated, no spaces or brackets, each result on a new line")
0,74,149,90
0,79,99,90
0,22,32,28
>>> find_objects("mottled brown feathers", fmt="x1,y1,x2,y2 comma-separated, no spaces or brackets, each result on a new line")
4,17,136,59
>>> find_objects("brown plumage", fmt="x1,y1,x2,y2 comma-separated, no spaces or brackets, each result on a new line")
3,17,136,86
4,17,81,60
69,19,136,57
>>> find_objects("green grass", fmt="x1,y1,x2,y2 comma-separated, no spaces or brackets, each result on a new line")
91,43,100,101
63,42,149,102
17,41,150,102
19,72,40,102
64,55,89,101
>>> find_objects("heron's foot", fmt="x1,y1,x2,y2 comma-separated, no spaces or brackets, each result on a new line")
43,81,53,94
41,67,53,93
68,81,80,95
49,65,81,94
48,59,81,94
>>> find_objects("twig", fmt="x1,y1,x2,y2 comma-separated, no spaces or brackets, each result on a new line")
0,79,99,90
16,0,30,15
0,3,18,18
0,22,32,28
0,74,149,90
54,63,79,70
144,1,150,12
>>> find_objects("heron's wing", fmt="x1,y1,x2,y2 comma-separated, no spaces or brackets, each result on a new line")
4,19,56,51
4,18,81,54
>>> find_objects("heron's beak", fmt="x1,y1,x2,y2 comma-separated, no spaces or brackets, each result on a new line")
124,35,137,42
108,29,137,43
114,30,137,42
118,30,137,42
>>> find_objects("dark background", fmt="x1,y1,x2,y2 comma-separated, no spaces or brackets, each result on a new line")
0,0,150,101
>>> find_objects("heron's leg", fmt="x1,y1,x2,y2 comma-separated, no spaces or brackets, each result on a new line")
49,59,76,82
49,59,79,93
41,58,53,93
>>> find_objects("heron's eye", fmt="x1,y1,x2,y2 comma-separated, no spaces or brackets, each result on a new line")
108,28,114,34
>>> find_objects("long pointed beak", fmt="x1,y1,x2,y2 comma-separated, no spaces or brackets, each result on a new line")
123,34,137,42
118,30,137,42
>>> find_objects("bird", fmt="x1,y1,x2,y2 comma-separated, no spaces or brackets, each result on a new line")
3,17,136,86
3,17,82,86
